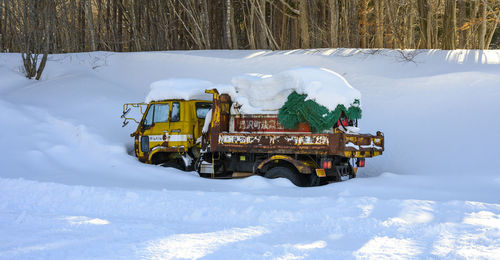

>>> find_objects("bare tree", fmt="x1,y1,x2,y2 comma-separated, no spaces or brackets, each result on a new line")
1,0,500,54
15,0,54,80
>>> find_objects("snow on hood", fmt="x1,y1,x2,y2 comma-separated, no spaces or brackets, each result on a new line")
145,67,361,115
221,67,361,114
145,78,214,103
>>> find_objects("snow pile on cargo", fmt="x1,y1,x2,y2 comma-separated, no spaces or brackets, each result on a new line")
225,67,361,114
145,78,214,102
144,67,361,119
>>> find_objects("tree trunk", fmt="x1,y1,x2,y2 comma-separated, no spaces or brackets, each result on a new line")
2,0,7,51
428,1,434,49
0,0,3,51
470,0,479,48
260,0,268,49
479,0,487,49
375,0,384,48
200,0,211,49
432,0,439,48
69,0,77,51
359,0,368,48
417,0,432,49
224,0,232,49
112,0,118,51
35,0,50,80
117,0,123,51
442,0,456,50
328,0,339,47
79,0,86,51
85,0,96,51
319,0,327,47
106,0,112,51
348,0,359,48
407,2,415,49
127,0,140,51
96,0,103,50
36,53,48,80
298,0,309,48
457,0,466,48
280,2,288,49
248,1,256,49
230,0,238,49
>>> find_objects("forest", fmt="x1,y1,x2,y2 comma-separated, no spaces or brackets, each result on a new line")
1,0,499,55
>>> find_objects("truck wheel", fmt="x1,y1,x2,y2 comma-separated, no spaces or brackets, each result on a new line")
310,173,327,187
162,159,186,171
264,167,308,187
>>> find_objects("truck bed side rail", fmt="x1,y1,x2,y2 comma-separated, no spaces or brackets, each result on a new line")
212,131,384,158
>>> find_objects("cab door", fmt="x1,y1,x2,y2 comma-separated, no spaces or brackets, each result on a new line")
167,101,193,149
137,102,170,161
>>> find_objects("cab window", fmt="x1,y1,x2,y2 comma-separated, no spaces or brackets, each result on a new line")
196,102,212,119
153,104,170,123
171,102,180,122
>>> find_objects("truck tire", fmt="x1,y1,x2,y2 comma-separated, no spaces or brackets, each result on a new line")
264,167,308,187
161,159,186,171
310,173,327,187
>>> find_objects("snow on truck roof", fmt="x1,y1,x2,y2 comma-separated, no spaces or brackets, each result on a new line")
145,67,361,114
145,78,214,103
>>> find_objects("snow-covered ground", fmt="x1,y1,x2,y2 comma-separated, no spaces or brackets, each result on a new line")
1,49,500,259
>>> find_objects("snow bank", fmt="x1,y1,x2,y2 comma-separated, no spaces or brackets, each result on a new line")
2,49,500,259
223,67,361,114
145,78,214,103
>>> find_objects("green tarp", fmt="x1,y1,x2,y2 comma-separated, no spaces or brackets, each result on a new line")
278,91,362,133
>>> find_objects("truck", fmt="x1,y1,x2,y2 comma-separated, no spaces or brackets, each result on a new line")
122,88,384,187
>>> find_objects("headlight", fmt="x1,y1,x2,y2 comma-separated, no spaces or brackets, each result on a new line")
141,136,149,153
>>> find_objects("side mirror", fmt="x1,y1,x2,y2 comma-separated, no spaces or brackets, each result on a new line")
142,123,153,130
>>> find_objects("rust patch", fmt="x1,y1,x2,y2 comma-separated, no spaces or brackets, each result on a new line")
232,114,311,133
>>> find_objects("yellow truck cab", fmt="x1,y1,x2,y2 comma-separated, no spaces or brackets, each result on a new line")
125,99,212,170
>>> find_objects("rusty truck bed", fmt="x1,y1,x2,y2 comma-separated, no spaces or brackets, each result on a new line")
210,131,384,158
206,90,384,159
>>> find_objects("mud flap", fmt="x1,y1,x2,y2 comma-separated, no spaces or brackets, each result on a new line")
333,164,353,182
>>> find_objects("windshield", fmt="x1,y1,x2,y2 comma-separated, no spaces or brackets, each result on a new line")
143,103,170,126
144,105,154,126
